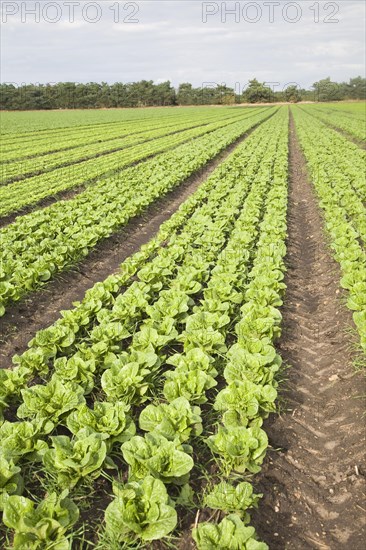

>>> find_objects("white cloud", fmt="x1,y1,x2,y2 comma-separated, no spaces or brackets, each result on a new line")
1,0,365,88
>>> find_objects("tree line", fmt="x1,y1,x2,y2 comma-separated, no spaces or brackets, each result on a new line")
0,77,365,110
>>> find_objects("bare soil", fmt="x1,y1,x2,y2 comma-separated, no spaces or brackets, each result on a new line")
251,114,366,549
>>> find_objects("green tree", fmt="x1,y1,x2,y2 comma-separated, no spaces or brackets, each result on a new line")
243,79,272,103
312,77,344,102
216,85,235,105
284,85,302,103
154,81,176,106
345,76,366,100
177,83,195,105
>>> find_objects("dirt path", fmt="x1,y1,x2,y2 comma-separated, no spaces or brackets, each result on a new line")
251,115,366,549
0,132,254,368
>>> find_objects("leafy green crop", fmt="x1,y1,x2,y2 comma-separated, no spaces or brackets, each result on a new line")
121,433,194,485
163,368,217,404
214,380,277,427
104,476,177,543
66,401,135,445
139,397,202,442
1,107,291,548
0,420,52,460
17,377,85,423
207,425,268,475
0,456,23,511
0,109,273,317
42,432,107,489
193,514,268,550
53,356,96,394
204,482,261,519
293,106,366,354
101,359,152,405
2,491,79,550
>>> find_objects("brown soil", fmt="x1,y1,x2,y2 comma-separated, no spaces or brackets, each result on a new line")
0,131,253,368
251,114,366,549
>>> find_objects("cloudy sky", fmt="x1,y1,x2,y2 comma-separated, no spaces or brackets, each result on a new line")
1,0,365,89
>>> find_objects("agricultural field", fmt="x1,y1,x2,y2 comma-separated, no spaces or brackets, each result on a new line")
0,103,365,550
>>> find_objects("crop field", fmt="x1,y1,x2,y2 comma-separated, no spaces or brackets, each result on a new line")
0,103,365,549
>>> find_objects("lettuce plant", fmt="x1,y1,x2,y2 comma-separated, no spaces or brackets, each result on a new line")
204,481,261,519
166,348,217,377
139,397,202,442
224,359,281,387
28,324,76,359
66,401,135,445
143,316,179,345
203,279,243,307
121,433,193,485
53,355,96,394
163,368,217,404
42,432,107,489
91,307,135,351
0,420,52,461
180,311,229,353
206,425,268,475
132,325,174,352
0,367,32,421
17,377,85,423
224,341,281,386
2,491,79,550
101,360,151,405
0,455,23,511
145,289,192,322
138,258,174,291
170,266,202,295
347,282,366,312
214,380,277,427
227,338,277,371
104,476,177,543
192,514,268,550
236,303,283,341
12,348,49,378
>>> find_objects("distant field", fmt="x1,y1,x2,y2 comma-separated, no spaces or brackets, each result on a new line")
0,103,365,550
0,105,249,134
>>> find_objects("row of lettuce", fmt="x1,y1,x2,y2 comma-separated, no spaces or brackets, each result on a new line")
0,107,289,549
1,114,188,161
293,107,366,355
0,107,276,317
1,105,235,143
1,108,249,162
301,104,366,143
0,108,267,209
1,109,259,183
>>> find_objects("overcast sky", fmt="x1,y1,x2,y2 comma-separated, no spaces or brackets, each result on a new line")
1,0,365,89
